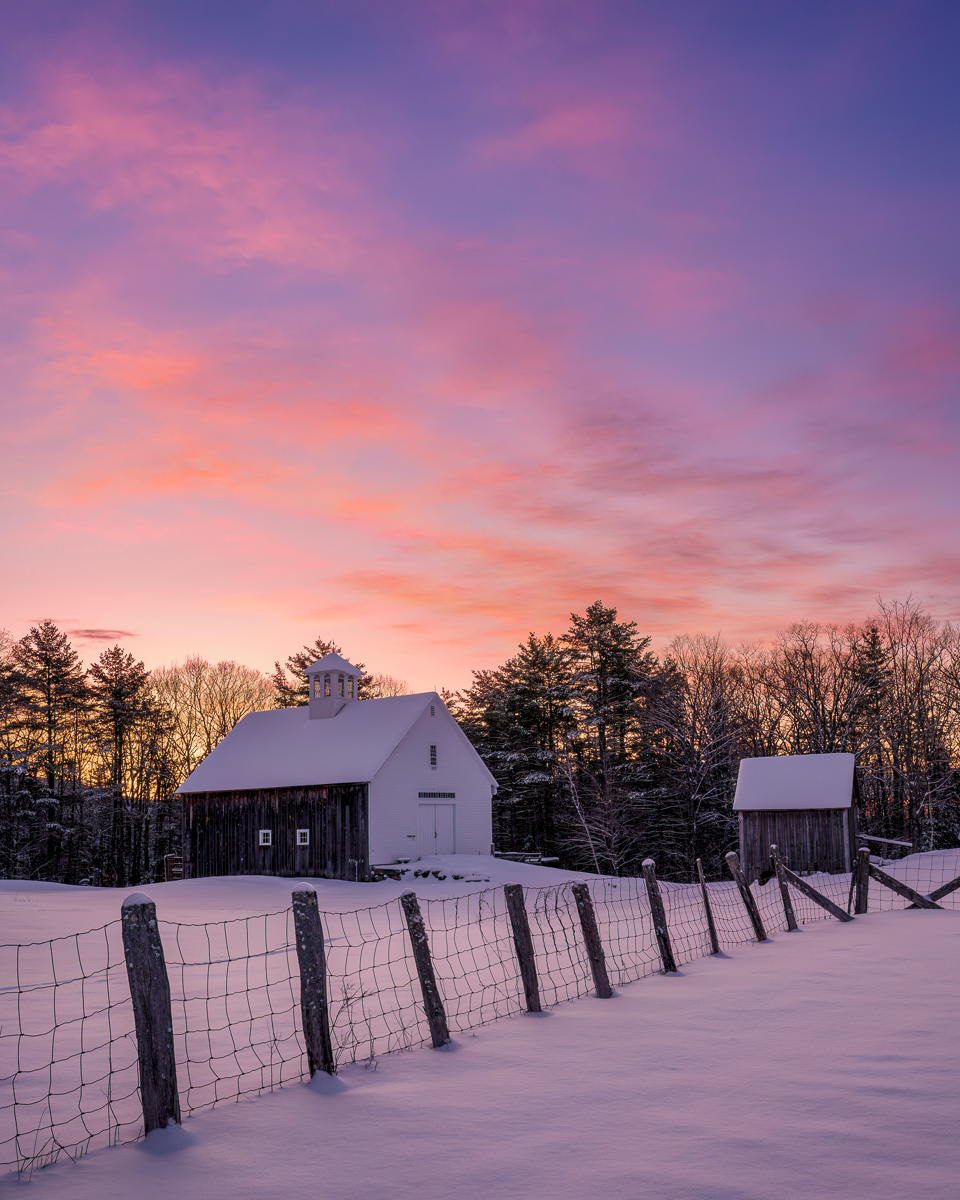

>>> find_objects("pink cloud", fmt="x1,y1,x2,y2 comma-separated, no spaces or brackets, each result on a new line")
481,99,629,161
878,307,960,390
0,62,371,271
16,275,954,667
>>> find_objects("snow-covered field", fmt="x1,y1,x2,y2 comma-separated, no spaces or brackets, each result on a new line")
4,852,960,1197
6,906,960,1200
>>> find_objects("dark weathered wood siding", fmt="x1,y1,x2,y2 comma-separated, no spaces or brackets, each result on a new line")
739,805,858,884
182,784,369,881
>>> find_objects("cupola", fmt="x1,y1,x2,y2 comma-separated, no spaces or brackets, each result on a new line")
305,652,361,719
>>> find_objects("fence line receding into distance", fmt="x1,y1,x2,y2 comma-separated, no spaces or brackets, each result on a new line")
4,848,960,1179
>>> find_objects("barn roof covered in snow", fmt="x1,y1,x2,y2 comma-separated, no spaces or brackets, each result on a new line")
176,692,494,794
732,753,856,811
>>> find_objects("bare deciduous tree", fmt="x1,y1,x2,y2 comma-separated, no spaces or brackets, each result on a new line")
363,673,409,698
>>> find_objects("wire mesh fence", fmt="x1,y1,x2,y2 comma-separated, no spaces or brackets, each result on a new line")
323,899,427,1062
0,923,140,1178
160,909,303,1116
855,849,960,909
527,885,592,1005
420,890,525,1033
5,847,960,1180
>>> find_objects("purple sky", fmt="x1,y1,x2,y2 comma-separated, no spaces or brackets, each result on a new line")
2,1,958,689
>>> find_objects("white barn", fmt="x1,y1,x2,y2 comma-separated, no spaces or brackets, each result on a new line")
177,653,496,881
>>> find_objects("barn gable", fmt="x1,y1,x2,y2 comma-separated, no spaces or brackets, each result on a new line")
369,699,496,863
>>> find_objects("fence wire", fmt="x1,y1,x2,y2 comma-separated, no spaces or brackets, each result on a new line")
322,900,427,1063
420,890,524,1032
859,849,960,910
5,848,960,1180
160,909,304,1116
0,923,140,1179
527,884,592,1005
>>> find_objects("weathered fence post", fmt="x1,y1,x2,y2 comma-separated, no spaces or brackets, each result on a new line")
854,847,871,915
770,846,799,932
291,883,335,1076
696,858,720,955
400,890,450,1047
120,893,181,1133
725,852,768,942
642,860,678,973
504,884,542,1013
571,882,613,998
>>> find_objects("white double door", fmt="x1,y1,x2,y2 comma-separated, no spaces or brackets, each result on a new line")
418,803,456,856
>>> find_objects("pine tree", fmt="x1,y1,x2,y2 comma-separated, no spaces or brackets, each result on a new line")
851,621,892,836
456,633,574,855
13,621,88,791
10,621,88,878
559,602,659,874
563,601,655,793
88,645,151,789
88,645,152,886
0,628,20,757
0,756,60,879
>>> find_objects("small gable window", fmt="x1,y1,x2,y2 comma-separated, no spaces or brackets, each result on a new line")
296,829,310,846
430,705,435,716
324,673,331,697
430,744,437,768
338,673,345,698
259,830,272,847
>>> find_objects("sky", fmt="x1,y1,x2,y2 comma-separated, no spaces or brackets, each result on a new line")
2,0,959,691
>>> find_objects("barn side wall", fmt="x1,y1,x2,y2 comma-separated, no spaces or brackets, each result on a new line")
369,704,493,864
739,807,858,884
182,784,369,881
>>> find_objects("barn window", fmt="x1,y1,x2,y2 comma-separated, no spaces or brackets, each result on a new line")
324,673,331,697
259,830,272,847
313,678,323,699
338,674,345,697
296,829,310,846
347,675,355,699
430,744,437,768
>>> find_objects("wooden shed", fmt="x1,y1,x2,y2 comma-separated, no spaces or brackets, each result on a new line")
177,653,497,882
733,753,859,884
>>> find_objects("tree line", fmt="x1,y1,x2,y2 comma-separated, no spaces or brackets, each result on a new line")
454,598,960,880
2,598,959,885
0,626,403,885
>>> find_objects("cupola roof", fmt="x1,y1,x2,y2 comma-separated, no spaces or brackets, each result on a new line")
305,652,361,675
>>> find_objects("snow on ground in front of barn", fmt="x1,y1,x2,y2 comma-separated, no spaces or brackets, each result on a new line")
6,898,960,1199
0,856,591,942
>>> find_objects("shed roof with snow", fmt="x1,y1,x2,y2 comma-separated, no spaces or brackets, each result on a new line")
733,753,856,812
